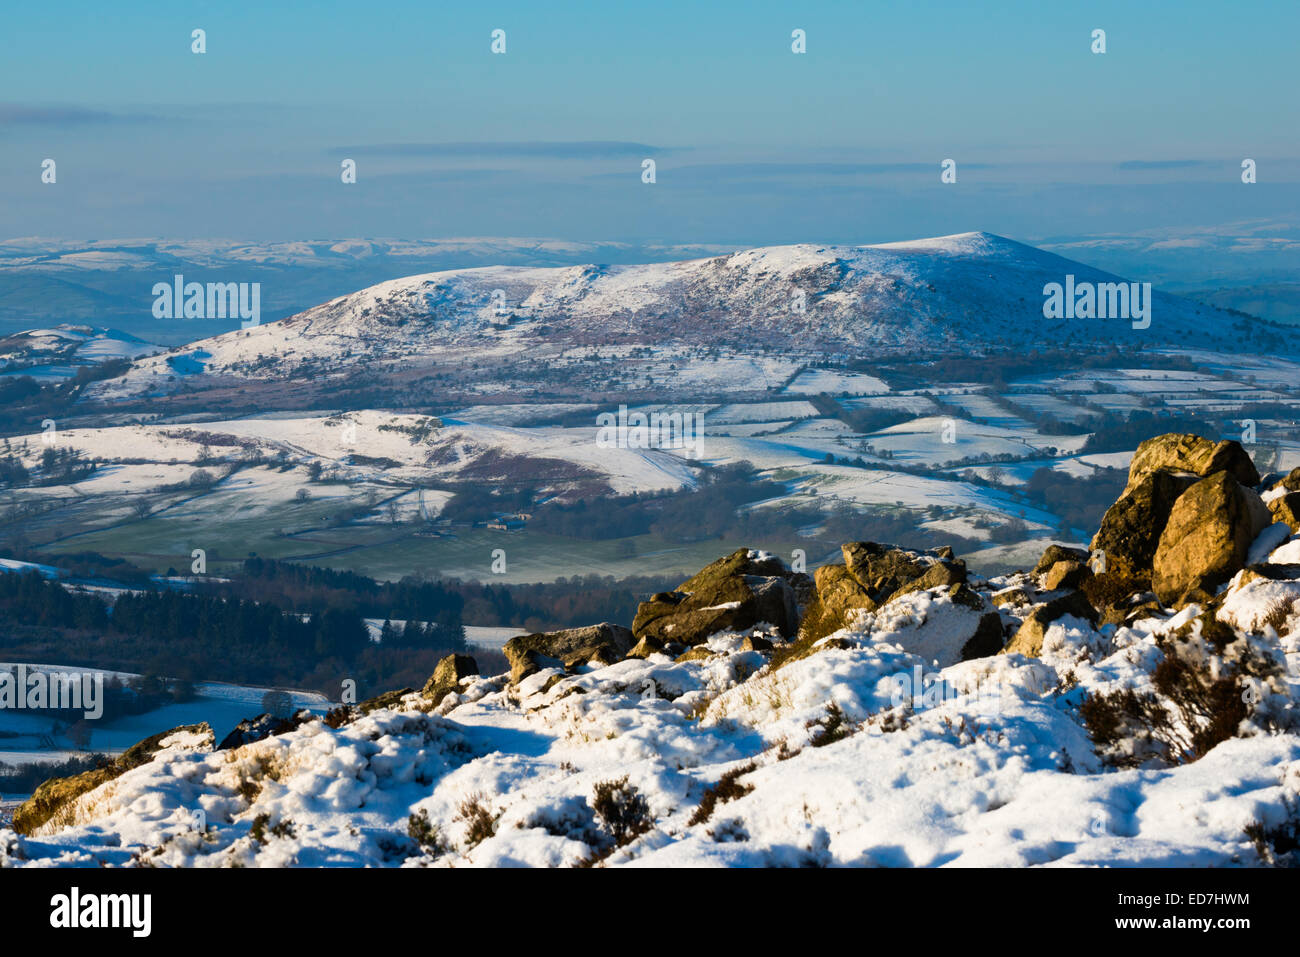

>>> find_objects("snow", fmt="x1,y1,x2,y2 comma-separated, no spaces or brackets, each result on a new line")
5,552,1297,868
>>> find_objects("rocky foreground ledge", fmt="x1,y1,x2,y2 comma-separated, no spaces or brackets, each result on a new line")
5,433,1300,867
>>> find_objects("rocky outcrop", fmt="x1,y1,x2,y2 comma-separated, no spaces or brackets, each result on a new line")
217,710,314,750
1152,472,1270,606
13,723,213,835
421,653,479,705
631,549,805,647
800,542,966,642
505,622,635,684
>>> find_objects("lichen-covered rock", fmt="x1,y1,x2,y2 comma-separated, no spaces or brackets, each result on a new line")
421,653,479,704
632,549,803,646
13,723,213,835
504,622,635,684
800,542,965,642
1267,491,1300,533
1274,466,1300,493
1125,433,1259,493
1043,559,1090,591
1152,472,1271,606
798,562,876,642
1090,469,1196,582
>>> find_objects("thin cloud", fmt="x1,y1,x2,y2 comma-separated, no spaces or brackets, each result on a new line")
1116,159,1213,171
328,141,676,159
0,104,164,127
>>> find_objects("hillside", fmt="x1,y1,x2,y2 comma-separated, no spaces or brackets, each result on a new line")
5,433,1299,868
90,233,1283,404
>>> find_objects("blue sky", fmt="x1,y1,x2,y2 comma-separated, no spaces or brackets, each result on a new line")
2,0,1297,244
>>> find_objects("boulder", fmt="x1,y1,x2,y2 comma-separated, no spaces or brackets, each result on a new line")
881,558,966,605
1002,590,1098,657
1032,543,1088,576
1267,491,1300,533
504,622,635,684
421,653,479,704
1043,559,1090,591
991,587,1031,608
1152,472,1270,606
1125,433,1259,493
1090,469,1197,582
13,723,213,835
798,563,876,642
632,549,803,646
624,635,666,659
1277,467,1300,493
963,612,1007,660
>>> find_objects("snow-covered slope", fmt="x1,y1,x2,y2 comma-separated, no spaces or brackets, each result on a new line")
5,529,1299,868
92,233,1269,401
0,324,159,372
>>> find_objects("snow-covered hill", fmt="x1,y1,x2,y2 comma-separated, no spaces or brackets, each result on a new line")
0,324,160,380
92,233,1274,402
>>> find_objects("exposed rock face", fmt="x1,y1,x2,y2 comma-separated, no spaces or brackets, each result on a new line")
1125,433,1259,493
504,622,635,684
1091,470,1196,582
799,542,966,642
798,564,875,642
1280,467,1300,493
217,710,313,750
631,549,804,647
13,724,213,835
1003,591,1097,657
359,687,414,714
1152,472,1270,606
421,653,479,704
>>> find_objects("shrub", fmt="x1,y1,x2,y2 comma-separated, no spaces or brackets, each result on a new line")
590,776,652,847
688,761,756,826
456,793,496,847
407,808,447,857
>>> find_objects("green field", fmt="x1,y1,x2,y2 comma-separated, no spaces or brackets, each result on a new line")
35,493,825,584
